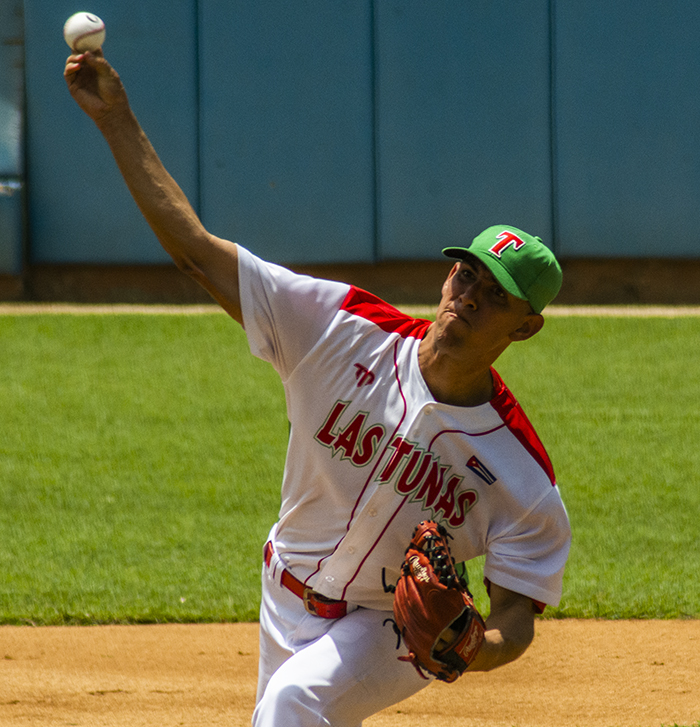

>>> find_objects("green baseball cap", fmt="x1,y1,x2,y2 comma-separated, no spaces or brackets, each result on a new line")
442,225,563,314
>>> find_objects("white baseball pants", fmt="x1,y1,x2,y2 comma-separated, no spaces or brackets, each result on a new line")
253,541,432,727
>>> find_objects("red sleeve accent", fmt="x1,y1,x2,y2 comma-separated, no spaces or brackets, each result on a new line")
340,287,432,339
489,370,556,486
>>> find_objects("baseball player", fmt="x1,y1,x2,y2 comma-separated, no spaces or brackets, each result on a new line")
65,50,571,726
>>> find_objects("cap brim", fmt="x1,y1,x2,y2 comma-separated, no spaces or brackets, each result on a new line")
442,247,528,303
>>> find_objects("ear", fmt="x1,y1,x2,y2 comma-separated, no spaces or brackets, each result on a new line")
510,313,544,342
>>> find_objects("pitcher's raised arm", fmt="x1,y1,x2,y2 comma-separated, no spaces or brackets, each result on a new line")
64,51,242,324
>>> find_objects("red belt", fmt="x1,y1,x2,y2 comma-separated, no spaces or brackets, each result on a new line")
264,541,348,619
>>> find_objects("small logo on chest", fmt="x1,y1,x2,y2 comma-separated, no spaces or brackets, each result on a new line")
353,363,375,387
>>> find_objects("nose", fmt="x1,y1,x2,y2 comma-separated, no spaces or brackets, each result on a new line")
459,279,482,310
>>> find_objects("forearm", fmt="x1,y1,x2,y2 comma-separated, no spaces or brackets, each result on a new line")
99,108,242,319
96,106,211,274
466,621,533,672
465,583,536,672
65,52,242,321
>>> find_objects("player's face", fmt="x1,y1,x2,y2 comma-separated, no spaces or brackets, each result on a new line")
433,258,542,359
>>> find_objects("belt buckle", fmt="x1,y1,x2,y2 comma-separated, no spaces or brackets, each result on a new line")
303,587,319,616
302,587,347,619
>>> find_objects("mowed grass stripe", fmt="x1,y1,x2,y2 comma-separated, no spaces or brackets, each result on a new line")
1,313,698,623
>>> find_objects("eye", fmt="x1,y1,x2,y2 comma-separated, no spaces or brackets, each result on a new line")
492,285,506,299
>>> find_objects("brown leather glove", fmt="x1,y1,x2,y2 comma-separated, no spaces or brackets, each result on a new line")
390,520,485,683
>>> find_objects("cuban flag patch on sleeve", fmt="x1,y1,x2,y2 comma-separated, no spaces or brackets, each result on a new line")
467,456,497,485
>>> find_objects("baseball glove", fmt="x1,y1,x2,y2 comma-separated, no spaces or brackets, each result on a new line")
385,520,485,683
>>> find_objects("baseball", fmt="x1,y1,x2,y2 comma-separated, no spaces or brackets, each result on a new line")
63,12,106,52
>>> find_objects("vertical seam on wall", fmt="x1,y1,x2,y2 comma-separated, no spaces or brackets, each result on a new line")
194,0,203,219
19,0,30,279
370,0,380,263
548,0,559,256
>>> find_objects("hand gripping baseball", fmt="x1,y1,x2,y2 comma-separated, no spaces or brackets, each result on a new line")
385,520,485,683
64,50,130,126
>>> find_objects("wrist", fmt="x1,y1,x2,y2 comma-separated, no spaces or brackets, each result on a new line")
94,102,135,137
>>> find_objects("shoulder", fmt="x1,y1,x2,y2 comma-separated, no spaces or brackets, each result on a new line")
238,246,351,322
340,287,432,340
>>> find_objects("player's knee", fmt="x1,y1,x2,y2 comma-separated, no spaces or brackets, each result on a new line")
252,681,327,727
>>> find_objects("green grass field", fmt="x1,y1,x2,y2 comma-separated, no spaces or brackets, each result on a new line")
1,310,699,624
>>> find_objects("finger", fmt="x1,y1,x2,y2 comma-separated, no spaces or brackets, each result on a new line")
83,49,107,68
64,53,86,76
81,50,117,82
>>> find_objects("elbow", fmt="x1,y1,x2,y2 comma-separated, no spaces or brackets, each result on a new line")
504,624,534,665
173,255,217,297
499,610,535,667
485,630,533,672
172,253,204,280
473,610,535,672
167,231,217,282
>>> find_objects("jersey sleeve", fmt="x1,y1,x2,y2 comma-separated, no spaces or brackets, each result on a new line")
237,245,351,380
483,485,571,607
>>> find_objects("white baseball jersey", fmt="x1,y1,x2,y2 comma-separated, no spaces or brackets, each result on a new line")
238,245,571,612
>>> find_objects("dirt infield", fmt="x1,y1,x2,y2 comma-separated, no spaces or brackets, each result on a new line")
1,620,698,726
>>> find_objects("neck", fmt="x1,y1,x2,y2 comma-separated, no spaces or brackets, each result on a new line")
418,341,495,407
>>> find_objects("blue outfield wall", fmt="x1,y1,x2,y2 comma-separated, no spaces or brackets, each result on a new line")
554,1,700,258
23,0,198,265
374,1,553,258
198,1,377,264
17,1,700,267
0,0,25,275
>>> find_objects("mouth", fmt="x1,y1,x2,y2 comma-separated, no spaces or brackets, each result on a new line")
444,305,470,327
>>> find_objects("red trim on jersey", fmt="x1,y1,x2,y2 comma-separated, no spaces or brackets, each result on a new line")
489,370,556,485
308,338,409,588
341,287,432,339
340,494,410,602
428,425,506,448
